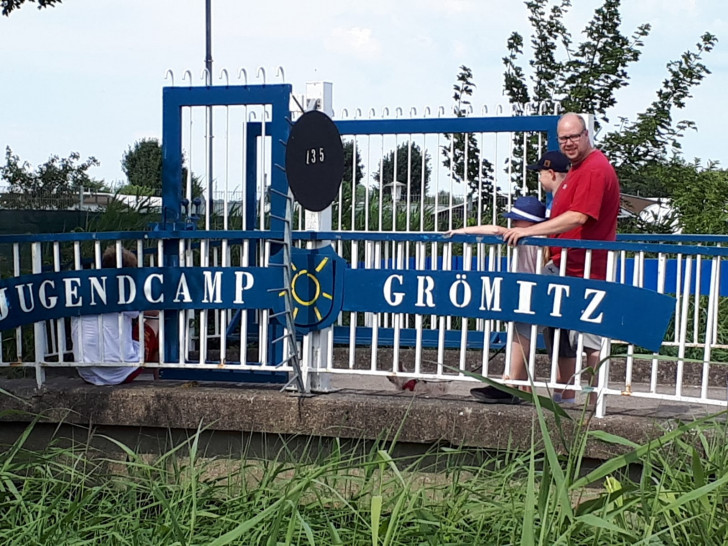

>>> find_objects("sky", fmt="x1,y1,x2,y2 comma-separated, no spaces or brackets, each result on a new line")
1,0,727,187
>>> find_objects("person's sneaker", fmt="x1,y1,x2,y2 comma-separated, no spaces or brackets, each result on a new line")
470,385,522,405
552,392,578,405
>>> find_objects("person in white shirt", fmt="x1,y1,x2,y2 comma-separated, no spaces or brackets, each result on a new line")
72,246,142,385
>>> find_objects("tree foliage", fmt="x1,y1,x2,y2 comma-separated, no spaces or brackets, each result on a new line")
373,142,431,199
500,0,718,229
666,159,728,234
501,0,652,194
442,66,495,204
1,0,60,16
0,147,106,209
119,138,202,198
121,139,163,193
503,0,650,129
342,140,364,186
600,32,717,195
619,159,728,235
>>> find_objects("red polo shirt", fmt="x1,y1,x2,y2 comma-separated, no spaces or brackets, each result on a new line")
549,149,620,280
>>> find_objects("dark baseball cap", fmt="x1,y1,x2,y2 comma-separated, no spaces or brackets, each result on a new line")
526,150,570,173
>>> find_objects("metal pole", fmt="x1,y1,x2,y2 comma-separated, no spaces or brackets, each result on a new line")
205,0,213,229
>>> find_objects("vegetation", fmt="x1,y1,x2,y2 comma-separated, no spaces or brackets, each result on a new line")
617,158,728,235
0,147,108,210
2,394,728,544
342,140,365,187
442,66,495,207
497,0,720,234
0,0,60,16
373,142,431,199
119,138,203,198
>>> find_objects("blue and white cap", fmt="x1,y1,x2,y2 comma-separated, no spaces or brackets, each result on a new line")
502,196,547,223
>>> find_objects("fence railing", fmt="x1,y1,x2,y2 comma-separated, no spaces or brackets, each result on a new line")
0,230,726,418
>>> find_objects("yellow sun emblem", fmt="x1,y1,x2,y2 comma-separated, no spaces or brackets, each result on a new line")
280,256,333,323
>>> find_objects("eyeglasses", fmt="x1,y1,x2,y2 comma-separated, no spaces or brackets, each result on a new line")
558,131,585,144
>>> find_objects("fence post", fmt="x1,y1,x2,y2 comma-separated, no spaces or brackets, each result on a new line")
302,81,334,392
31,242,46,388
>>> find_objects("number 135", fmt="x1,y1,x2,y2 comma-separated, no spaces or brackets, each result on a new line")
306,147,325,164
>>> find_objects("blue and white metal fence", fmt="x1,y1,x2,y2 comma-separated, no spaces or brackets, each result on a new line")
0,229,726,418
2,76,724,419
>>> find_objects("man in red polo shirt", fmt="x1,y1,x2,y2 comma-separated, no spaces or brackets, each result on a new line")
503,112,621,402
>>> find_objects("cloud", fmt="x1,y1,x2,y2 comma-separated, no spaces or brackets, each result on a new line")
451,40,468,58
328,27,382,61
424,0,476,15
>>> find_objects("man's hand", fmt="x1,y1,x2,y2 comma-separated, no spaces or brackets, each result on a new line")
502,227,532,246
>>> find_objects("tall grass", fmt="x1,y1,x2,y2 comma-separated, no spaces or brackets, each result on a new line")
2,401,728,545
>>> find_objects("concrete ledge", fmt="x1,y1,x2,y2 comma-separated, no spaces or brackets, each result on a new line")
0,376,704,461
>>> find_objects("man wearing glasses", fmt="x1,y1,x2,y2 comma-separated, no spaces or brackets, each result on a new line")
503,112,620,403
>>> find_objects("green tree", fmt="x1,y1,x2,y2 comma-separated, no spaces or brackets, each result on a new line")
500,0,716,228
600,32,716,196
618,158,728,235
502,0,651,195
442,66,495,205
119,138,202,198
120,139,162,194
664,159,728,234
1,0,60,16
373,142,431,199
0,146,107,209
503,0,650,130
332,140,366,231
342,139,364,185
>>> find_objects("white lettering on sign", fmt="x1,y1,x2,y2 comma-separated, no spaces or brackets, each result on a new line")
16,283,35,312
39,280,57,309
581,289,606,323
203,271,223,303
0,267,278,330
173,274,192,303
89,276,107,306
514,280,537,315
547,283,570,317
383,275,405,306
366,273,615,334
144,274,164,304
233,271,254,304
479,276,503,311
415,275,435,308
63,278,82,308
305,147,325,165
117,275,136,305
0,288,9,320
449,274,472,308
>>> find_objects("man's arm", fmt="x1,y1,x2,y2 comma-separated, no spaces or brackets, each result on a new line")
502,211,588,246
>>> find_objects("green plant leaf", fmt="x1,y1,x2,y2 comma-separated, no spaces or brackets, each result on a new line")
571,412,727,490
588,430,640,449
371,494,382,546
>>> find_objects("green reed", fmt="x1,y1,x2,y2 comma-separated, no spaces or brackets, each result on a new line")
1,397,728,545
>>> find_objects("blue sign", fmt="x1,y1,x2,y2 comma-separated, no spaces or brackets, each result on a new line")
271,246,345,333
0,267,280,330
343,269,674,352
0,246,675,352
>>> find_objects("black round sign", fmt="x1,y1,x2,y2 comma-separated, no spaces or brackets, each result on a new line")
285,110,345,212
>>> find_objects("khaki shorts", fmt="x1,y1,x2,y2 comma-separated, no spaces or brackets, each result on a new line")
543,261,603,358
514,321,542,341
